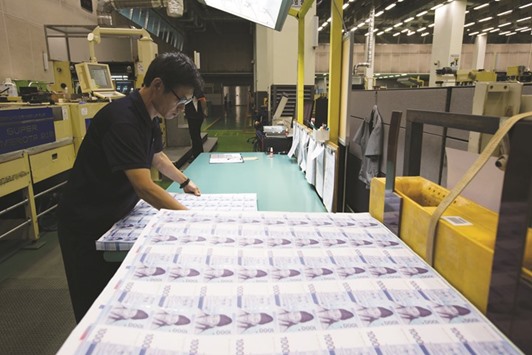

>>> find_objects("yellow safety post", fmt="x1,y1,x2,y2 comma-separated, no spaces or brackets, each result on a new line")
327,0,343,143
289,0,315,124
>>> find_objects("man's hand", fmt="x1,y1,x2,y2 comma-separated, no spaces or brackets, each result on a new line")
184,180,201,196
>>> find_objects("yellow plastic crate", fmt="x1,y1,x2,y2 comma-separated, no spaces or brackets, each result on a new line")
370,176,532,313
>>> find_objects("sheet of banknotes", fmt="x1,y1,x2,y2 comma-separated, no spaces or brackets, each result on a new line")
62,210,520,354
96,193,258,251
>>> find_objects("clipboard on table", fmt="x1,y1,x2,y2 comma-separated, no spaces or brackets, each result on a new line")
209,153,244,164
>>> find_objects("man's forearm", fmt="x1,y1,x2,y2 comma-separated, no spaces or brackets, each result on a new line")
136,182,187,210
153,152,188,184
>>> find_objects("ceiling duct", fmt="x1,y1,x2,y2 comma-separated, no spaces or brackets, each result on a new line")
97,0,184,26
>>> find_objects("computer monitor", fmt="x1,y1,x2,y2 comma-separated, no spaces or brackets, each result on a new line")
202,0,292,31
75,62,125,99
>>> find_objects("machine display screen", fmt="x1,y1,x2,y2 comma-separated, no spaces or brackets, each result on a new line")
88,64,113,90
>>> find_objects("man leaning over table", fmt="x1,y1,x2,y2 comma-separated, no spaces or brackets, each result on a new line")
58,52,202,323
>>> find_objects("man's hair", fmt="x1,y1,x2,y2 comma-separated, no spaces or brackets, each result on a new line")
143,52,203,92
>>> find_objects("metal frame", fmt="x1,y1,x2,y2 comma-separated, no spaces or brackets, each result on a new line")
397,109,531,351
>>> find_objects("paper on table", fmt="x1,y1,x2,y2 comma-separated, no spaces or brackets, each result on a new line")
323,147,336,212
315,148,325,198
59,209,521,355
287,124,300,158
209,153,244,164
305,137,317,185
299,131,310,172
446,147,504,212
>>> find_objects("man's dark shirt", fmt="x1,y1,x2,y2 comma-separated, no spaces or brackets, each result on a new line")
58,90,162,236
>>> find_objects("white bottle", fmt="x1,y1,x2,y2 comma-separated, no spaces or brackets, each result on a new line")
4,78,17,97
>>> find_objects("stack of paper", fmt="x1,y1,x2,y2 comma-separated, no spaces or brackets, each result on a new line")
61,210,520,354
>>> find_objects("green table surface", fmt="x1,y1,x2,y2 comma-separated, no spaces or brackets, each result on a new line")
168,152,326,212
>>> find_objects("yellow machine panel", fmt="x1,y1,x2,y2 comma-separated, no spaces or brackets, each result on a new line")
370,176,531,313
0,152,31,196
28,143,76,183
65,102,107,152
53,106,73,140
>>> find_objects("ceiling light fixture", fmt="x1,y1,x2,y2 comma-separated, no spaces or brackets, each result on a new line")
385,3,396,11
342,3,349,10
393,22,403,27
464,22,475,27
478,16,493,22
469,31,479,36
498,22,511,27
421,32,430,36
416,11,427,17
404,17,414,22
517,16,531,22
497,10,512,16
431,4,444,11
393,32,400,36
489,28,500,33
473,3,489,10
375,10,384,17
385,27,393,32
519,3,532,9
417,27,426,32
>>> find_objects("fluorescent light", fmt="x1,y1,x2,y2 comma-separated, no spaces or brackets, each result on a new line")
497,10,512,16
393,32,400,36
373,28,379,32
357,23,365,28
404,17,414,23
377,31,384,35
517,16,531,22
416,11,427,17
464,22,475,27
499,22,511,27
505,32,516,36
327,17,332,23
417,27,426,32
516,27,530,32
393,22,403,27
375,10,384,17
431,4,443,11
401,28,409,33
489,28,500,33
478,16,493,22
473,3,489,10
469,31,479,36
385,3,396,10
385,27,393,32
421,32,430,36
407,31,415,36
428,23,434,28
350,27,356,32
499,30,510,35
482,27,494,32
519,3,532,9
343,3,349,9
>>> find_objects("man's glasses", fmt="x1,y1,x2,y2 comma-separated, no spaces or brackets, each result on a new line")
171,89,193,106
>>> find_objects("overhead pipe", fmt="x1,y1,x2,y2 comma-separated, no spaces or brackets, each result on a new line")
97,0,183,26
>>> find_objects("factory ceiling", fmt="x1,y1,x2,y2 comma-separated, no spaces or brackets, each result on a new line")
316,0,532,44
131,0,531,45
